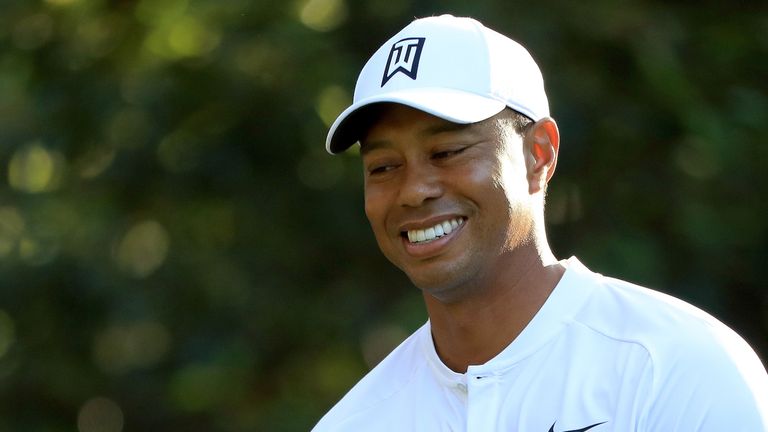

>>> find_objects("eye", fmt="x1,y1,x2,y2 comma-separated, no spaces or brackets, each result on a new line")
432,146,466,160
367,163,399,176
370,165,391,174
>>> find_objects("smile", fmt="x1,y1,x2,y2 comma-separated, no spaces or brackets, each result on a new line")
405,217,464,244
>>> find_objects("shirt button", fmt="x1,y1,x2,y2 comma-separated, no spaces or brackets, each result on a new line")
456,383,467,393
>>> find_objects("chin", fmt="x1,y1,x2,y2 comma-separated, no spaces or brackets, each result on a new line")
407,269,476,304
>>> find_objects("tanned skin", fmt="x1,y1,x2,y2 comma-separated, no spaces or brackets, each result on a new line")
361,104,563,373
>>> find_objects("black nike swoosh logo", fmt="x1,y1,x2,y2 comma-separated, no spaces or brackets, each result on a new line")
548,421,606,432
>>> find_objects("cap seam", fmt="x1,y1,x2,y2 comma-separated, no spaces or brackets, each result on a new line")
468,18,495,99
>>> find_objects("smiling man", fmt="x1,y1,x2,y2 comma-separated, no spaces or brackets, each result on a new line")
313,15,768,432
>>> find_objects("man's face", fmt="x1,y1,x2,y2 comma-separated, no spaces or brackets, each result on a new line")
360,105,537,302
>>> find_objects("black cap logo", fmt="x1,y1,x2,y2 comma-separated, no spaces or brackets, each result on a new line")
381,37,426,87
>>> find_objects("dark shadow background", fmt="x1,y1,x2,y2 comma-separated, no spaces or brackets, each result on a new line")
0,0,766,430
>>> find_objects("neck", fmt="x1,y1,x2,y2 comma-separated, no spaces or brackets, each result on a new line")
424,243,564,373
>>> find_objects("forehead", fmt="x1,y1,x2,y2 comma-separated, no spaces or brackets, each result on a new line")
359,104,488,153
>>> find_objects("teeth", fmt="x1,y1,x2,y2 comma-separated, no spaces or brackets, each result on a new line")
442,221,453,234
406,218,464,244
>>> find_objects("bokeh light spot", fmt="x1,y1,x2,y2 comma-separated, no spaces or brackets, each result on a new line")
74,16,120,60
114,220,170,278
135,0,189,25
93,321,171,374
45,0,79,5
18,236,59,266
674,138,721,180
231,39,287,86
12,13,54,50
316,84,350,127
298,0,348,32
76,145,117,179
8,142,65,193
168,16,220,58
77,397,124,432
0,239,13,258
0,55,33,109
0,207,25,259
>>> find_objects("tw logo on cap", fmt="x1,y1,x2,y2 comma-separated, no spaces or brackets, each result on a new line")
381,37,425,87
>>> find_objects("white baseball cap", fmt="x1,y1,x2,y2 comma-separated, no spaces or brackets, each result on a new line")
325,14,550,154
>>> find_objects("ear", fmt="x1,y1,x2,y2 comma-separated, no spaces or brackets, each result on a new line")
525,117,560,195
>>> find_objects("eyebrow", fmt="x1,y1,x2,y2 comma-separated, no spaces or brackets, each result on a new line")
360,120,474,155
359,140,388,156
419,121,472,137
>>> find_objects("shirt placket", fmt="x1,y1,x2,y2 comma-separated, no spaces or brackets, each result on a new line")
466,372,499,431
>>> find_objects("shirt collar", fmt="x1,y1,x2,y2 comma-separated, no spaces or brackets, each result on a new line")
421,256,597,381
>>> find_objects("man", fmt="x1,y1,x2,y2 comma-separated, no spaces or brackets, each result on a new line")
314,15,768,431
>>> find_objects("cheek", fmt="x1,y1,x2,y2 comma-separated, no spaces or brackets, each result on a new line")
496,155,530,199
364,192,400,262
364,189,388,231
459,158,519,202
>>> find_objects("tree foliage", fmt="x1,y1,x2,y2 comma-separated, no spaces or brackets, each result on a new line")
0,0,766,430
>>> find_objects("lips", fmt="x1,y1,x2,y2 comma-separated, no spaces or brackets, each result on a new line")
398,215,466,259
405,217,464,244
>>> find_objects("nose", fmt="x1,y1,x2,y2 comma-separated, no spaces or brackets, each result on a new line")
397,163,443,207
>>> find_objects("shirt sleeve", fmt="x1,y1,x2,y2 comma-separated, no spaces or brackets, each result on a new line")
640,325,768,431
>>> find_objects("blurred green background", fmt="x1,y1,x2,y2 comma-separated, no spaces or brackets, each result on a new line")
1,0,766,430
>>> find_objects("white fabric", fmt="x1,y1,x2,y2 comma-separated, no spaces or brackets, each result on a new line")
326,15,549,153
313,257,768,431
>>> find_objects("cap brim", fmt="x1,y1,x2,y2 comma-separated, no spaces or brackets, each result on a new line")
326,88,506,154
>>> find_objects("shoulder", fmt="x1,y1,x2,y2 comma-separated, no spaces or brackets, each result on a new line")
312,323,430,431
577,271,759,369
568,261,768,428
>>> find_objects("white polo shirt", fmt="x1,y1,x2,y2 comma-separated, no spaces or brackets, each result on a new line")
313,257,768,431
